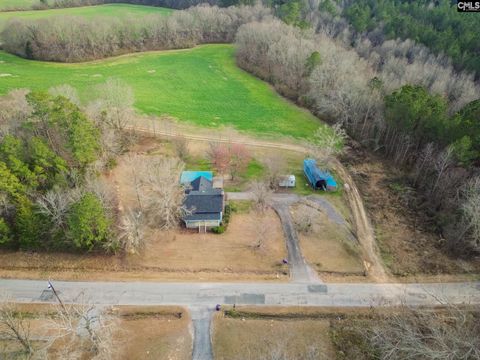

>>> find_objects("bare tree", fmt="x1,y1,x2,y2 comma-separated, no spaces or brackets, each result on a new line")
413,142,435,186
135,156,187,230
1,5,271,62
49,84,81,106
292,203,315,234
250,181,273,212
92,78,135,131
458,177,480,253
250,215,272,252
229,143,250,181
430,145,454,195
368,305,480,360
207,142,251,180
264,154,285,190
0,89,31,137
84,176,116,215
172,135,189,160
36,188,81,232
47,301,116,360
208,142,230,177
0,294,33,356
308,123,346,168
119,208,145,254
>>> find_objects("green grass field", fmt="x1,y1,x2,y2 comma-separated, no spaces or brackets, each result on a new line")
0,4,173,29
0,44,322,138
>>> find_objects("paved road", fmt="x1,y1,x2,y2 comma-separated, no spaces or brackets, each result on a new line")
2,279,479,307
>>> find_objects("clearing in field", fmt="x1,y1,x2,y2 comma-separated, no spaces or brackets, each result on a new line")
0,4,173,30
0,44,322,138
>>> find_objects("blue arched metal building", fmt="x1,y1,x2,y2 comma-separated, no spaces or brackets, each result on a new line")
303,158,337,191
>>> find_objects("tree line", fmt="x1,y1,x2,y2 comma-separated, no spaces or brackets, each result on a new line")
235,18,480,256
28,0,232,11
1,4,271,62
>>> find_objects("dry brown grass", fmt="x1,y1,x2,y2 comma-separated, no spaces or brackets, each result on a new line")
212,312,336,360
112,306,191,360
0,210,287,282
0,304,191,360
123,209,288,278
291,203,364,275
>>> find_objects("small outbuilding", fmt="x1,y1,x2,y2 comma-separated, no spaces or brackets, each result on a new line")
303,158,337,191
279,175,296,188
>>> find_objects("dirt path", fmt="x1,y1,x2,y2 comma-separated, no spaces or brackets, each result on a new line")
331,161,388,281
126,120,388,282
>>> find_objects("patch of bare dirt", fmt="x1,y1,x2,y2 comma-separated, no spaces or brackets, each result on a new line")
343,143,480,278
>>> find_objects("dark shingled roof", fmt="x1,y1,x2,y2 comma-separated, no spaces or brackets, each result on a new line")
190,176,212,192
182,175,224,222
183,212,222,221
184,192,223,214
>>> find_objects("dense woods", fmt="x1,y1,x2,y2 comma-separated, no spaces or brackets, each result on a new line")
1,5,271,62
332,305,480,360
342,0,480,78
0,90,118,251
235,17,480,256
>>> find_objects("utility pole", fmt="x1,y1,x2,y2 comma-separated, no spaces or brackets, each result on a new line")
48,280,66,312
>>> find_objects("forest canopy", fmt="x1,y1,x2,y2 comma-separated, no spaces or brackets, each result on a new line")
341,0,480,77
0,91,112,251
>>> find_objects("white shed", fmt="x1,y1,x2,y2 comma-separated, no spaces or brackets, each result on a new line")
279,175,296,188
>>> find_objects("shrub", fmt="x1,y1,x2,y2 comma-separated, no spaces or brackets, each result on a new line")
211,203,233,234
211,225,225,234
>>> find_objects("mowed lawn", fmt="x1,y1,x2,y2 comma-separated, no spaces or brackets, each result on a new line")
0,3,173,30
0,44,322,138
